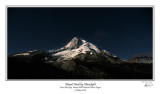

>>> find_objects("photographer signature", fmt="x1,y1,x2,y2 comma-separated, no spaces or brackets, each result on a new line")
143,81,153,87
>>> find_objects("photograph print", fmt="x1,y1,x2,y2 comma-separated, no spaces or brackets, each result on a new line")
7,7,153,79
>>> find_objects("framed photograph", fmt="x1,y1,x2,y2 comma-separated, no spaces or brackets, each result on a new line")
7,6,154,80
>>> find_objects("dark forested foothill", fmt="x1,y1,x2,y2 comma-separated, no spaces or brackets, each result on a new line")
7,50,152,79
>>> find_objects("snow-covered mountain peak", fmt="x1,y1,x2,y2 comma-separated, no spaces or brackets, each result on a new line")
64,37,82,49
49,37,115,60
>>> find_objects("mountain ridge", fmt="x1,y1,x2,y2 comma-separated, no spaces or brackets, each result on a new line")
7,37,153,79
48,37,117,60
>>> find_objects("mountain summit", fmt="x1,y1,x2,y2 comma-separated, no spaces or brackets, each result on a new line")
64,37,84,49
8,37,152,79
49,37,116,60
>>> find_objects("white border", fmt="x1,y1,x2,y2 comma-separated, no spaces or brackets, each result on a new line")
1,0,160,94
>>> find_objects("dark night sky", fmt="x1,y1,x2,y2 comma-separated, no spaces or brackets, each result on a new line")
8,7,153,60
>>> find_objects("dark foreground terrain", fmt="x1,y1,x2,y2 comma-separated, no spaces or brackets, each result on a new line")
8,53,152,79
